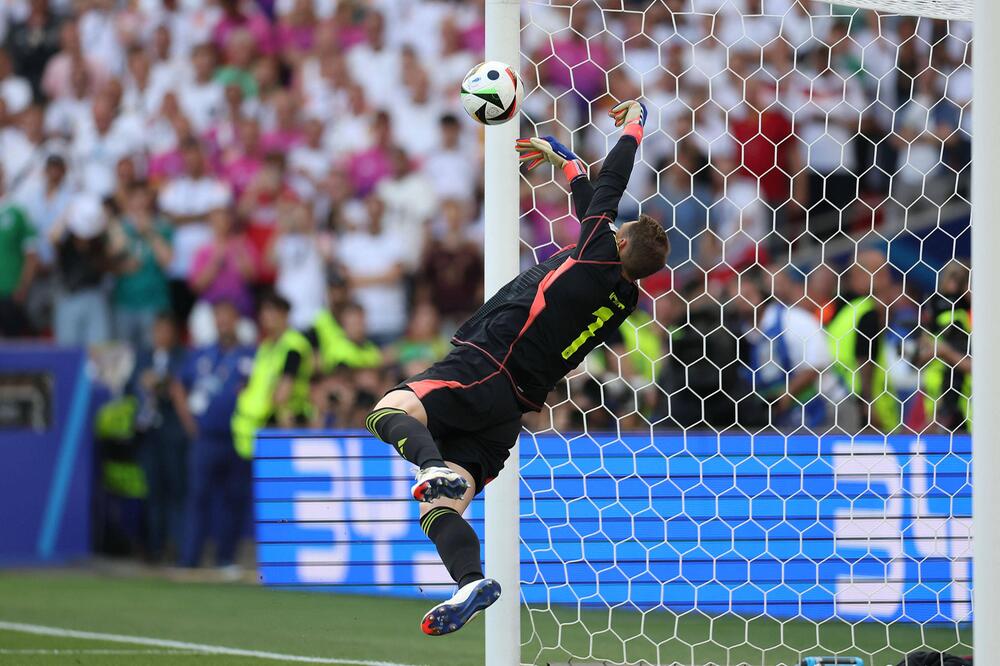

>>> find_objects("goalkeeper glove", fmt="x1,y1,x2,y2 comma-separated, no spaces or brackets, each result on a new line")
609,99,647,143
515,135,587,181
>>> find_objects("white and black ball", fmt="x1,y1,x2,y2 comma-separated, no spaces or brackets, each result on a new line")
460,61,524,126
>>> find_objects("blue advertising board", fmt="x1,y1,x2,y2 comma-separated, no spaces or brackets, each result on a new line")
0,346,93,564
254,431,971,624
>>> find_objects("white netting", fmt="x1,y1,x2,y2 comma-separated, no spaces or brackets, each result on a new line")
812,0,971,21
515,0,972,664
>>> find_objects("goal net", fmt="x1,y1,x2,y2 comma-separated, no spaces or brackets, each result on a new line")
515,0,972,664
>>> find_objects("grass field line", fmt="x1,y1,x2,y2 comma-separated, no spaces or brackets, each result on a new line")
0,649,205,655
0,621,423,666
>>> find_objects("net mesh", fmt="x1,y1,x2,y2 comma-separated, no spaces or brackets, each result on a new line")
811,0,971,21
516,1,972,664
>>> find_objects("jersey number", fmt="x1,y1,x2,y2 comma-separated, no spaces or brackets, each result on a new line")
561,307,614,360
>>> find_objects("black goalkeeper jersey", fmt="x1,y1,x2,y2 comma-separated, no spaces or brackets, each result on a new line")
453,135,641,411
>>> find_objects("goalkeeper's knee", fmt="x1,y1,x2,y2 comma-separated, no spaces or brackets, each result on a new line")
365,406,444,470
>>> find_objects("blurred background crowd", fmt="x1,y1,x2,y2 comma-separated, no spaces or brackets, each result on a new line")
0,0,972,565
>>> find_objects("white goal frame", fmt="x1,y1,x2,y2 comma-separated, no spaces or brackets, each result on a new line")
481,1,997,664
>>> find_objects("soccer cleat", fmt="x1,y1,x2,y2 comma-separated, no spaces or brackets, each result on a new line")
411,466,469,502
420,578,501,636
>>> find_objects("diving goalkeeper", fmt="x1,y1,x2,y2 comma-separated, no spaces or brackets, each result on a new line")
366,100,668,636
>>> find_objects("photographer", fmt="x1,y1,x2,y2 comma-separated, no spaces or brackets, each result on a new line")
920,261,971,432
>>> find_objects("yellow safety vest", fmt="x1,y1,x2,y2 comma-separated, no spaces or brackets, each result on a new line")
826,297,902,432
231,329,313,458
314,310,382,372
923,309,972,428
618,310,664,385
95,397,148,498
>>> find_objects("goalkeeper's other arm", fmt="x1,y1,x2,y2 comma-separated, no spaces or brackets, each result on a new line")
515,135,594,220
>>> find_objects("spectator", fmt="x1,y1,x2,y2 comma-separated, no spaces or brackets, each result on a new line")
179,43,225,133
391,57,441,157
4,0,62,98
0,168,38,337
729,77,801,219
0,98,35,194
189,207,257,342
109,181,173,350
271,201,325,329
919,260,971,432
146,94,193,185
220,115,265,196
176,299,256,573
71,92,143,198
344,110,394,198
237,151,297,282
275,0,316,63
375,146,435,270
14,153,71,268
391,301,449,377
325,300,382,370
0,47,32,117
890,70,951,226
212,0,275,57
657,284,763,431
789,45,865,239
422,114,476,202
735,266,849,432
806,262,839,325
346,10,398,111
337,195,407,344
50,194,111,347
215,29,259,101
43,63,91,139
158,138,231,322
129,313,191,562
261,90,303,153
41,20,109,101
645,155,712,279
78,0,125,76
287,115,331,201
827,249,903,432
121,46,162,120
320,83,370,163
417,198,483,329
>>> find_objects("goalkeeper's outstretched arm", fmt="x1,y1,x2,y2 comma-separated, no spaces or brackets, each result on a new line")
516,99,647,254
577,100,646,255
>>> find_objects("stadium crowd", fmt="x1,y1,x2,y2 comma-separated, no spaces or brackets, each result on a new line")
0,0,972,563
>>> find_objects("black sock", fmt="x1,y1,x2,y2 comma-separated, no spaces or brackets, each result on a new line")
366,407,446,470
420,507,484,587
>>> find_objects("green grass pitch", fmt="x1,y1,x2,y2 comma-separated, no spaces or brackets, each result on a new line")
0,572,971,665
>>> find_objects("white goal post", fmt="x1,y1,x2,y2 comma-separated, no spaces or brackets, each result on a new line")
481,1,996,664
483,2,522,665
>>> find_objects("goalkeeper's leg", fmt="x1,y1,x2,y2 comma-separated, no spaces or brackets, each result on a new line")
367,391,469,502
417,463,500,636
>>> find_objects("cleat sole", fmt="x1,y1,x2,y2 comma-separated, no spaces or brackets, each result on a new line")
420,579,502,637
411,476,469,503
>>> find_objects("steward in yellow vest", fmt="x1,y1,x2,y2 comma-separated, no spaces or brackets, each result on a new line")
231,292,313,458
827,296,902,432
921,261,972,432
305,302,382,374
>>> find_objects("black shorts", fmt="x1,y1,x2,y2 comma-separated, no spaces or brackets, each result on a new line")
393,347,522,494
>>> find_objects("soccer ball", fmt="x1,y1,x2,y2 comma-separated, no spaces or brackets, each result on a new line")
460,61,523,125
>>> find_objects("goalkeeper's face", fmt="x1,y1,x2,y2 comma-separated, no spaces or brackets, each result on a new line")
616,214,670,281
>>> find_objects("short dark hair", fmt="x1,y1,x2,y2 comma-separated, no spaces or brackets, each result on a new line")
622,214,669,280
259,290,291,313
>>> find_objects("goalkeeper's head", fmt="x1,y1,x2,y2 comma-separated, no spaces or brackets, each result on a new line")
616,214,669,281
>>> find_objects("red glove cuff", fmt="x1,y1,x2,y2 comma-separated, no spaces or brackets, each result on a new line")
562,159,586,182
623,123,644,144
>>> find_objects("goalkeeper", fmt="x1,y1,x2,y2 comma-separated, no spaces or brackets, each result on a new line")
366,100,668,636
